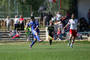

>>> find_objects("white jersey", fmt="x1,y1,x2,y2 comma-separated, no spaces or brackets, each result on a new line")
56,14,62,20
14,18,19,24
68,19,78,30
5,18,11,24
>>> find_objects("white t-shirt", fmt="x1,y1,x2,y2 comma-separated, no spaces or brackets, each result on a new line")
14,18,19,24
5,18,11,24
56,14,62,20
68,19,78,30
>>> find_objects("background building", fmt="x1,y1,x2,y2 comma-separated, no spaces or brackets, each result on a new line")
78,0,90,21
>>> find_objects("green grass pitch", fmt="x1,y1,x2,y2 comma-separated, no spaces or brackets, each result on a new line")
0,41,90,60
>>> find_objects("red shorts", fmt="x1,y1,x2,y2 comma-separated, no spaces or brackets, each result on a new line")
69,29,77,37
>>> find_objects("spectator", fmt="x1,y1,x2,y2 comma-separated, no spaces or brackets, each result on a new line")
19,16,24,30
14,16,19,30
51,17,56,22
5,16,11,31
56,12,62,21
45,12,53,26
66,11,71,19
53,20,58,40
9,30,16,37
56,20,64,40
57,27,62,40
12,31,20,39
61,16,69,30
78,17,89,32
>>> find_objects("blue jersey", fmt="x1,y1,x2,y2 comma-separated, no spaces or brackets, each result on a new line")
28,19,39,33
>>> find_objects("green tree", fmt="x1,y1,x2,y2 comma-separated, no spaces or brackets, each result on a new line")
0,0,44,17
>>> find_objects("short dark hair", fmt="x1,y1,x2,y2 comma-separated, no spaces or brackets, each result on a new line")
31,16,34,19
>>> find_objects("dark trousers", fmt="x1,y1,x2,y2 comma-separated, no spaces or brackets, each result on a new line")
14,24,19,30
49,40,52,45
20,22,24,30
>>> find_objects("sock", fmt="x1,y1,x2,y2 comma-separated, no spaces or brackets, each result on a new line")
72,40,74,44
36,35,40,41
70,43,73,48
30,40,37,47
49,40,52,45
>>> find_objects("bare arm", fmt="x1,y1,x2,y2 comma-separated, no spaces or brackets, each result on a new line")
64,21,70,29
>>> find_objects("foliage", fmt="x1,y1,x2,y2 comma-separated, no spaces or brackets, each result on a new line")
44,0,78,16
0,0,78,17
43,0,70,15
0,0,44,17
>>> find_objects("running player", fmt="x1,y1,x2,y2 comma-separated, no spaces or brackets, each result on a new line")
64,14,78,48
28,16,42,48
48,20,54,45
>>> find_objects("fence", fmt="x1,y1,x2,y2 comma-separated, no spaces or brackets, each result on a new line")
0,30,46,42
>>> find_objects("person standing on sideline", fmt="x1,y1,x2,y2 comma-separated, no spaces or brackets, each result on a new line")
27,16,42,48
56,12,62,21
19,16,24,30
14,16,19,30
5,16,11,31
64,14,78,48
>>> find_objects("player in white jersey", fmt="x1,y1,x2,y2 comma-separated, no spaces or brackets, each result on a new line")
64,14,78,48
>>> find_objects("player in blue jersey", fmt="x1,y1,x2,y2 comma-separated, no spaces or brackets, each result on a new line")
28,16,42,48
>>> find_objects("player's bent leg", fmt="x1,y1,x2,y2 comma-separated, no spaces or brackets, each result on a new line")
30,38,37,48
70,36,75,48
72,30,77,44
70,33,76,48
72,36,75,44
49,35,53,45
32,30,42,42
68,34,72,46
49,40,52,45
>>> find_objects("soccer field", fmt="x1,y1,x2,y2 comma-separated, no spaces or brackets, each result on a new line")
0,41,90,60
